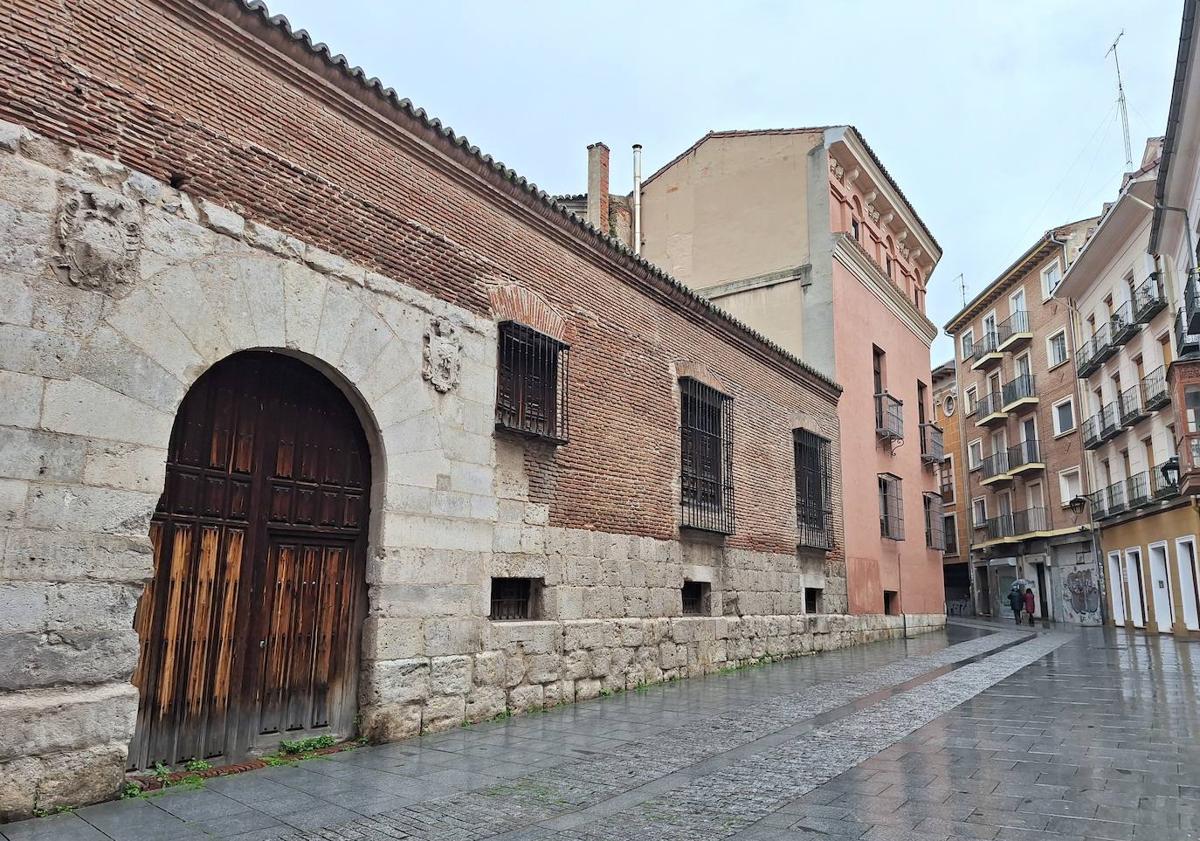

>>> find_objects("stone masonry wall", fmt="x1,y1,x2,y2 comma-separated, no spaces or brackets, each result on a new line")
0,24,957,812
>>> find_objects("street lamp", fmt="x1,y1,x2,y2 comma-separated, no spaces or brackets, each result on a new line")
1161,456,1181,491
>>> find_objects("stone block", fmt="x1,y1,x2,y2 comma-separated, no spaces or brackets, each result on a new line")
361,616,424,660
507,683,543,713
465,685,506,722
0,683,137,761
281,261,327,354
359,704,420,744
430,655,473,696
47,583,140,633
472,650,505,686
0,119,32,153
197,198,245,238
82,441,168,494
0,741,127,821
0,427,85,482
575,678,601,701
0,583,51,633
0,155,57,214
26,483,157,535
305,245,364,283
422,694,465,732
423,617,483,657
504,653,525,688
0,324,81,380
0,477,25,525
0,529,152,583
0,205,54,274
42,377,173,447
525,653,559,684
485,620,559,655
0,629,138,690
359,658,429,707
245,220,305,259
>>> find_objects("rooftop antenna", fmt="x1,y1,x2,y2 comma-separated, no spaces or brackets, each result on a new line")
956,273,966,308
1106,30,1134,169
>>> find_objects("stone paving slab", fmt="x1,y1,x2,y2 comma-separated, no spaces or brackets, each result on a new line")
14,623,1181,841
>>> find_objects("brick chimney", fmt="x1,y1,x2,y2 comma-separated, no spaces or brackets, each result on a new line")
586,142,610,233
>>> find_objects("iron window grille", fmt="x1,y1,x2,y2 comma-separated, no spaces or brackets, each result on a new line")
804,587,823,614
924,493,945,550
680,378,735,534
793,429,833,549
681,580,710,615
489,577,539,620
496,322,569,443
878,473,905,540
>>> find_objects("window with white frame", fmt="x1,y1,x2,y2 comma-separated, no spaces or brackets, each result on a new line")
960,328,975,360
1058,467,1082,507
1047,329,1069,368
1052,397,1076,435
971,496,987,528
1041,260,1062,298
965,385,978,416
968,438,983,470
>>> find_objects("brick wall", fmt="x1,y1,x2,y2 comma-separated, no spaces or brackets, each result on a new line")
0,0,840,556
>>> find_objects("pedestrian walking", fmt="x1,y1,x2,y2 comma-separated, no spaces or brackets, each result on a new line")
1024,587,1037,626
1007,585,1023,624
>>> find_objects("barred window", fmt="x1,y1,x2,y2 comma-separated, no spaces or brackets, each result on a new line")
924,493,945,550
794,430,832,549
681,580,710,615
878,473,905,540
680,378,734,534
489,577,541,620
496,322,569,442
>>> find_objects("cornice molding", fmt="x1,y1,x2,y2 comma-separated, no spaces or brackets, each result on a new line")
833,236,937,346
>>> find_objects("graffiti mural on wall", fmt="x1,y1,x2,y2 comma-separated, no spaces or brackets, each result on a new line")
1062,568,1102,624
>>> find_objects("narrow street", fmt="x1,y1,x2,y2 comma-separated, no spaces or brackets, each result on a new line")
6,622,1196,841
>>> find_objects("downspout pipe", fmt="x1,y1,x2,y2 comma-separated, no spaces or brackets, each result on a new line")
633,144,643,255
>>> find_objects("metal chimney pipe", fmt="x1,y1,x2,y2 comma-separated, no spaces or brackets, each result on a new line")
632,144,643,255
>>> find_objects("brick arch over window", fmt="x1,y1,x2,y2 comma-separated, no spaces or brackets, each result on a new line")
788,409,835,439
488,284,569,342
673,361,729,394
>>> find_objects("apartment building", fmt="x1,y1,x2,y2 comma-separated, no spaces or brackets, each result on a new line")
1144,0,1200,635
636,127,947,617
1056,141,1199,634
932,361,970,611
945,220,1101,623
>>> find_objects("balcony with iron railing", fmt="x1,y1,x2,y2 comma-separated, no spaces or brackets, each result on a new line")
982,506,1049,543
1118,385,1148,428
970,330,1003,371
996,310,1032,352
1001,373,1037,413
920,422,944,465
1185,269,1200,335
973,390,1007,427
1077,324,1112,377
1085,488,1107,519
979,450,1011,486
875,393,904,440
1177,308,1200,357
1133,273,1167,323
1126,472,1151,508
1082,403,1120,450
1007,438,1043,477
1109,301,1137,347
925,502,946,551
1103,478,1128,517
1142,366,1170,412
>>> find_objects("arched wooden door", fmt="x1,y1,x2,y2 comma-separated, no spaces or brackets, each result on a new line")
129,351,371,770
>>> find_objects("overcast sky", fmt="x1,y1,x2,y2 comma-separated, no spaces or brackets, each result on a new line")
270,0,1183,361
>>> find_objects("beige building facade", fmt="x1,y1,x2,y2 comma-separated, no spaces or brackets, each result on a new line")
932,361,970,612
638,128,948,617
1056,141,1200,636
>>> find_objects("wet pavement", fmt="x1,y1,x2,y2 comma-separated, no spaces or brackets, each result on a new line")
4,620,1197,841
